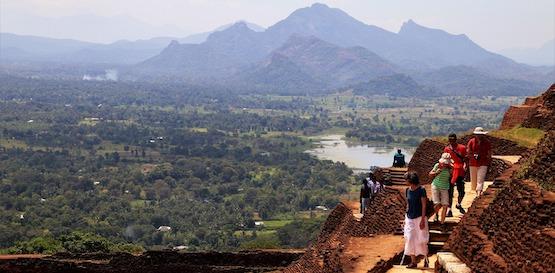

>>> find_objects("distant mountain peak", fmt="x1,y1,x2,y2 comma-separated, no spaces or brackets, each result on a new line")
310,2,330,9
399,19,428,33
399,19,467,39
288,2,349,19
205,21,259,44
226,21,252,31
168,40,180,47
213,21,265,32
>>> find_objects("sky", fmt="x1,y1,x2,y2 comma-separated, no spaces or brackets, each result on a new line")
1,0,554,51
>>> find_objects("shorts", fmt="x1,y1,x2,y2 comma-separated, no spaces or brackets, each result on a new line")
432,184,449,206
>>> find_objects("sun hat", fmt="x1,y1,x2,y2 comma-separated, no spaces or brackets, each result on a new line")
439,152,453,164
473,127,488,135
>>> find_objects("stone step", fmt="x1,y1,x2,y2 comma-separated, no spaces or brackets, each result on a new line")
436,252,471,273
387,265,435,272
429,230,451,242
428,221,457,231
391,177,406,181
429,241,446,253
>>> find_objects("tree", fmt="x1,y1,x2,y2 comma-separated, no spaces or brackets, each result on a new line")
59,231,112,253
9,236,63,254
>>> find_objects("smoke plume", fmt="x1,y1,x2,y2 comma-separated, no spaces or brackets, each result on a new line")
83,69,118,81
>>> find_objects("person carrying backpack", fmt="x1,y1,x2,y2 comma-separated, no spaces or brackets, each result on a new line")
403,172,429,269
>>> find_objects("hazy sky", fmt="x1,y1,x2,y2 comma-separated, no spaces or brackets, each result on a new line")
2,0,554,51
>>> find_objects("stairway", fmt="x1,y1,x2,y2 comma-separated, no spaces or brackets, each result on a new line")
383,167,408,185
386,217,456,272
427,221,456,253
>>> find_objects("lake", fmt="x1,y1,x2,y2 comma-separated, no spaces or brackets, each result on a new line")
306,135,415,172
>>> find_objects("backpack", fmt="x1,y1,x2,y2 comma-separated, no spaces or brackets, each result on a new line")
406,187,435,218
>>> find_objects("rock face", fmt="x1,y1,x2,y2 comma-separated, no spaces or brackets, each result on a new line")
283,188,407,273
500,84,555,130
445,172,555,273
514,84,555,190
500,104,540,130
407,139,445,184
0,250,303,273
522,84,555,130
517,130,555,190
283,202,354,273
351,188,407,236
446,84,555,273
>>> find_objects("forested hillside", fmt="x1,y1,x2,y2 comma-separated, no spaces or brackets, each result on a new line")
0,76,533,252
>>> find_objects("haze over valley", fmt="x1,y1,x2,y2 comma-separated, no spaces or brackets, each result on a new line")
2,3,553,96
0,1,553,266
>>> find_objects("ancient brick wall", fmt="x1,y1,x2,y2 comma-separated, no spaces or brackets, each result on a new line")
517,130,555,190
350,188,406,236
408,139,445,185
479,180,554,273
522,84,555,131
282,189,409,273
449,90,555,273
500,84,554,130
282,202,354,273
499,105,538,130
0,250,304,273
523,95,543,106
446,167,555,273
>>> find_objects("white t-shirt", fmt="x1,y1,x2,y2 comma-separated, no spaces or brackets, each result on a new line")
366,178,382,194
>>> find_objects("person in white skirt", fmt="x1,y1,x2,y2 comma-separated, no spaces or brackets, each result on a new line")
403,172,429,269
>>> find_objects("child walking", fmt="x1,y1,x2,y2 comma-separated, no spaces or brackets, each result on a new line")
429,153,453,231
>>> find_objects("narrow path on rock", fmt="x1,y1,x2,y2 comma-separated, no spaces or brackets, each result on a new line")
385,155,520,272
344,200,363,220
384,180,494,273
341,235,405,273
338,156,520,273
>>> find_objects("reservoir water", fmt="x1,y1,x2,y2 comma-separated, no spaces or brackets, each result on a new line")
306,135,415,172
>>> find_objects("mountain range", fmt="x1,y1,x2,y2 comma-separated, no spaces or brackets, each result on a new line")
1,3,553,96
0,22,265,65
500,39,555,66
0,12,188,44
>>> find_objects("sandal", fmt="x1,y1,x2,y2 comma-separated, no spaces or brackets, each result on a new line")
406,263,417,268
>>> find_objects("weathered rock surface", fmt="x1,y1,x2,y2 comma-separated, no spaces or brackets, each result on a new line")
0,250,303,273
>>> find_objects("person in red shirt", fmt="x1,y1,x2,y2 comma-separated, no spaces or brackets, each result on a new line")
444,133,467,215
467,127,492,196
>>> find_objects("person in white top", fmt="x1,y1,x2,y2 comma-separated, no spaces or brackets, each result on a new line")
366,172,383,198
